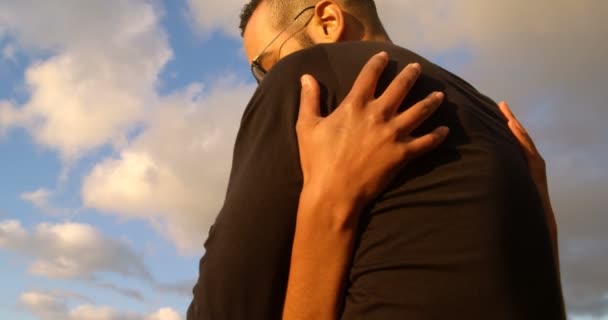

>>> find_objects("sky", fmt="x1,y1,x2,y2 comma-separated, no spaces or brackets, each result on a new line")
0,0,606,319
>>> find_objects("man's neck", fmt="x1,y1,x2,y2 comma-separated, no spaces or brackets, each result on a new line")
362,32,393,44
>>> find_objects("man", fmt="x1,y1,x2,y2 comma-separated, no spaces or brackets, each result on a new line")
188,1,566,319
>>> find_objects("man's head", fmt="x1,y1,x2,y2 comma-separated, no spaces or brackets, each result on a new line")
240,0,389,80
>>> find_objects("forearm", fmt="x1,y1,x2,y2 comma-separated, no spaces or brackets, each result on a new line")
282,186,361,320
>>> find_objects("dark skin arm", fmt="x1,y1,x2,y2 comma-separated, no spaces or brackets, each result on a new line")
282,54,560,319
282,52,449,320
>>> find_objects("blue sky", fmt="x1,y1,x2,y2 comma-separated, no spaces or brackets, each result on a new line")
1,1,607,319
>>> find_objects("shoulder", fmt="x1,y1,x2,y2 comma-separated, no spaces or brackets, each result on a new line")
242,45,336,124
264,42,417,79
255,41,409,99
258,44,336,98
261,41,418,89
243,41,431,122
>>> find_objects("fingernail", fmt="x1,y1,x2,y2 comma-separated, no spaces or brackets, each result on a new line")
377,51,388,61
410,63,421,74
435,92,445,101
438,126,450,135
301,75,310,88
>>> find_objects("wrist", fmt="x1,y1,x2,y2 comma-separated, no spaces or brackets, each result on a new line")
298,183,363,230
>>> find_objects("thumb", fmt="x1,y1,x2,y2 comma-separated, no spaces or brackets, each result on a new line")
298,74,321,124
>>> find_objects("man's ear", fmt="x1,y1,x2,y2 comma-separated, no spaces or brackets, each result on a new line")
308,0,345,43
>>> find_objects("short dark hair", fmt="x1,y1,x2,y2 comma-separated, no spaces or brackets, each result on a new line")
239,0,264,37
238,0,384,37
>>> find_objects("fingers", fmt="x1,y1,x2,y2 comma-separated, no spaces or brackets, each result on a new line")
497,101,539,156
298,74,322,125
393,91,445,134
403,126,450,160
498,101,528,134
348,52,390,102
507,121,538,157
377,63,421,115
498,101,516,122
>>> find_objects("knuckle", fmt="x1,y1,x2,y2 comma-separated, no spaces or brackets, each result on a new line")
394,116,413,134
400,76,414,91
431,132,442,144
371,64,384,76
398,65,419,85
411,101,433,119
348,99,362,109
418,102,433,116
382,125,399,141
343,96,362,109
367,59,382,72
427,93,441,106
368,111,384,124
399,69,415,83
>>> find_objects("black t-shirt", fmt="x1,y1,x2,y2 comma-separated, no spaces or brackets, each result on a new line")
187,41,566,320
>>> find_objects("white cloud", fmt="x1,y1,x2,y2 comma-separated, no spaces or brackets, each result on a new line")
146,308,182,320
20,291,181,320
0,219,27,248
186,0,244,38
69,305,129,320
20,189,52,206
20,291,68,320
0,0,254,257
0,220,151,281
0,0,256,256
0,101,21,134
376,0,608,154
548,159,608,318
83,80,255,254
20,188,79,216
0,0,171,160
